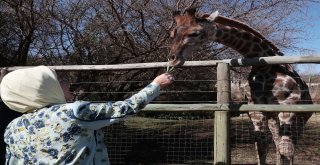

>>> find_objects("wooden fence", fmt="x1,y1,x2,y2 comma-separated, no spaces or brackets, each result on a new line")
1,55,320,164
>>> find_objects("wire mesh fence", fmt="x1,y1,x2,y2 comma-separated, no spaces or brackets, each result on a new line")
231,113,320,165
105,115,214,165
66,68,320,165
69,73,217,164
105,114,320,165
103,113,320,165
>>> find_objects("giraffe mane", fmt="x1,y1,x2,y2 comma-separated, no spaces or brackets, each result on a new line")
213,15,280,53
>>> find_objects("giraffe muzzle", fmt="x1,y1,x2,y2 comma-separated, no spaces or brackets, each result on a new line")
169,56,185,67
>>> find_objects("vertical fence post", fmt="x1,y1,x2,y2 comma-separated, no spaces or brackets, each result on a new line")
214,62,231,165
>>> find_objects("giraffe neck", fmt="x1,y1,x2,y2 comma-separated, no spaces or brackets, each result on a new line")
210,23,276,58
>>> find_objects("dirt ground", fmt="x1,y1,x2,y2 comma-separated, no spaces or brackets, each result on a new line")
104,114,320,165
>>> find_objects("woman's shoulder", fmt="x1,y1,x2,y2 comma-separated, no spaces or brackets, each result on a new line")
21,101,90,117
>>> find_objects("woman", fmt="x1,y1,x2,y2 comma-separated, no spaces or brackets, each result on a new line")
0,66,173,164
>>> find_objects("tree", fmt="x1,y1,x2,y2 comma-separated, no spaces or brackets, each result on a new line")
0,0,43,66
0,0,318,101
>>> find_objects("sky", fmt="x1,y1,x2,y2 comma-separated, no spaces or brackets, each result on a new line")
288,2,320,74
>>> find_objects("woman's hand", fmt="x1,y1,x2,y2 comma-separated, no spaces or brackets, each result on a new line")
152,73,174,89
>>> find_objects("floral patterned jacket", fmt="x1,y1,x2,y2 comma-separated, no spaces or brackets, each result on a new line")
4,83,160,165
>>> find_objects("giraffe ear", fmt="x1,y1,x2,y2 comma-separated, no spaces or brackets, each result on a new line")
206,11,219,22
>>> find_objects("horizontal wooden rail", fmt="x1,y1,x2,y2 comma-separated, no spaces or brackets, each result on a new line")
143,104,320,112
1,55,320,71
225,55,320,67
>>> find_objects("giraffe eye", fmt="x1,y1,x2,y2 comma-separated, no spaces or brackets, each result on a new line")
188,32,201,37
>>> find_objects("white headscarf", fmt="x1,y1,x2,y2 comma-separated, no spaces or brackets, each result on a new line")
0,66,66,113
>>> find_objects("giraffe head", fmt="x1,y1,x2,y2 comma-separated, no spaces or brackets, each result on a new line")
169,8,219,66
169,8,282,67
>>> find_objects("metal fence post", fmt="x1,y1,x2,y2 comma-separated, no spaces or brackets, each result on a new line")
214,62,231,165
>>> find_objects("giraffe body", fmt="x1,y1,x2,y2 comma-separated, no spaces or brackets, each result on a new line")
169,8,313,165
245,66,312,164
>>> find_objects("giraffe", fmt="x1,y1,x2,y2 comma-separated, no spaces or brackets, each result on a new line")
168,8,313,165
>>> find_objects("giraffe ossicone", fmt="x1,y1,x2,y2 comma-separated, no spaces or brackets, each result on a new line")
206,11,219,22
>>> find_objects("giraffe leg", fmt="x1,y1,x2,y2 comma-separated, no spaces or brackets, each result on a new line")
277,112,312,165
277,112,296,165
278,135,294,165
248,111,268,165
254,132,268,165
245,83,269,165
267,115,282,165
